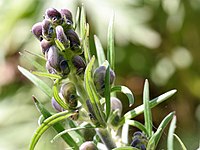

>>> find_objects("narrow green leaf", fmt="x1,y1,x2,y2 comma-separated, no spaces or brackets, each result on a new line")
143,79,152,137
168,115,177,150
19,52,46,72
126,120,148,136
121,123,129,144
123,89,177,121
174,134,187,150
94,35,106,66
147,112,175,149
18,66,52,97
24,49,46,61
32,96,78,149
111,85,134,107
55,39,65,51
74,7,80,30
105,64,111,120
80,4,86,40
52,82,68,110
29,110,76,150
113,147,139,150
107,13,115,70
84,56,106,126
32,71,61,79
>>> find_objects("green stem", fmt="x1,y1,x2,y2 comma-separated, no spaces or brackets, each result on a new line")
96,128,116,149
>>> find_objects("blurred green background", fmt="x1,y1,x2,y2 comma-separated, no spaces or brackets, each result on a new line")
0,0,199,149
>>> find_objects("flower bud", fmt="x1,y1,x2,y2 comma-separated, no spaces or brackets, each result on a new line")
80,141,98,150
31,22,43,41
46,61,57,74
130,131,148,150
93,66,115,97
55,25,69,48
111,97,122,116
45,8,62,24
65,29,81,53
59,58,70,76
60,82,78,108
60,8,73,24
51,97,63,112
72,55,86,75
40,39,53,54
47,45,59,70
42,19,55,39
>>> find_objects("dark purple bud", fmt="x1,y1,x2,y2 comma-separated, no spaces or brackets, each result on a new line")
133,131,143,137
80,141,98,150
40,39,53,54
65,29,82,53
42,19,54,39
31,22,43,41
46,61,57,74
55,25,69,48
131,138,141,147
45,8,62,24
111,97,122,116
131,131,148,149
72,55,86,75
60,8,73,24
93,65,115,97
59,58,70,76
47,45,59,70
51,97,63,112
60,82,77,108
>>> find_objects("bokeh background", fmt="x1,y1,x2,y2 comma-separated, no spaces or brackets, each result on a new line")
0,0,200,149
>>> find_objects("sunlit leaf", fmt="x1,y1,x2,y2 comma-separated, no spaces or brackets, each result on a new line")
32,71,61,79
55,39,65,51
111,85,134,107
74,7,80,30
18,66,52,97
94,35,106,66
168,115,177,150
121,122,129,144
143,79,152,137
126,120,148,136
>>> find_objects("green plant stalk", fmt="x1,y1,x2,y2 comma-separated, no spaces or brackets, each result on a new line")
96,128,117,149
32,96,79,149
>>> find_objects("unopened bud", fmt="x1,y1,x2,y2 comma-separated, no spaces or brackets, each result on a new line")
130,131,148,150
45,8,62,24
60,8,73,24
51,97,63,112
42,19,55,39
47,45,59,70
31,22,43,41
55,25,69,48
111,97,122,116
40,39,53,54
72,55,86,75
93,65,115,97
80,141,98,150
46,61,57,74
59,58,70,76
60,82,77,108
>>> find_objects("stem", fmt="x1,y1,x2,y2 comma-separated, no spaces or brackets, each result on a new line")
96,128,116,149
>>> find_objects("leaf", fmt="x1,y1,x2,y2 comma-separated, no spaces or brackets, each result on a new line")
19,52,46,72
105,63,111,120
55,39,65,51
125,120,148,136
52,81,68,110
123,89,177,121
168,115,177,150
121,123,129,144
94,35,106,66
143,79,152,137
147,112,175,149
32,96,78,149
32,71,61,79
112,147,139,150
24,49,46,61
111,85,134,107
107,13,115,70
74,7,80,30
174,134,187,150
84,56,105,126
18,66,52,97
29,110,76,150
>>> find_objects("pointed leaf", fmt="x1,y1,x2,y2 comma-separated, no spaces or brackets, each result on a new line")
111,85,134,106
18,66,52,97
94,35,106,66
143,79,152,137
74,7,80,30
107,13,115,70
174,134,187,150
121,122,129,144
168,115,177,150
32,71,61,79
105,63,111,120
126,120,148,136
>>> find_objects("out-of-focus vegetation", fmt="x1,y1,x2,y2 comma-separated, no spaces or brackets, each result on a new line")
0,0,199,149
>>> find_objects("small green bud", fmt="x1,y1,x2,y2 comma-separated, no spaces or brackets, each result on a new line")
79,141,98,150
31,22,43,41
93,65,115,97
60,82,78,109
